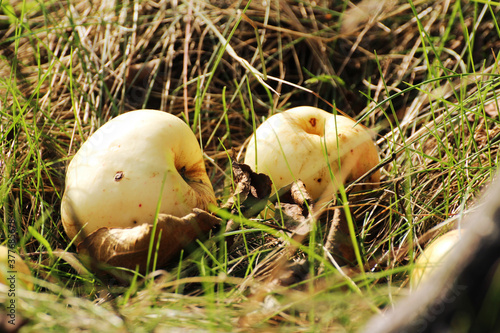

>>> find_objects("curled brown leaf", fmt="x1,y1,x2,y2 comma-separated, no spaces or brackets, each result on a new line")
224,161,273,213
224,161,272,234
77,209,220,275
271,180,313,234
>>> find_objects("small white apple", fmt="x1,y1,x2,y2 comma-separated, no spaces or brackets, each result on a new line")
61,110,216,242
0,245,33,290
244,106,380,200
411,229,462,288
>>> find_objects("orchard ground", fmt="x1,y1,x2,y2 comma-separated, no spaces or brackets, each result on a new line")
1,0,500,331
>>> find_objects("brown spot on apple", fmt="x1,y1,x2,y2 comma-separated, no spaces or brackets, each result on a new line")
114,171,124,181
309,117,317,127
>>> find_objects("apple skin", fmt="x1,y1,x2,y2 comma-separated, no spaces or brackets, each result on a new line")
0,245,33,290
411,229,462,288
244,106,380,200
61,110,216,242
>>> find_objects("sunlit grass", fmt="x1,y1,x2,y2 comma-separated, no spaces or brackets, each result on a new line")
1,0,500,331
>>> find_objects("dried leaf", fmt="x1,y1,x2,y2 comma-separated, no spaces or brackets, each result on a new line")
272,180,313,236
224,161,272,232
225,161,272,211
77,209,220,275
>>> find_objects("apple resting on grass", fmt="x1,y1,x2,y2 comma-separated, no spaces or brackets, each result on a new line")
61,110,216,244
244,106,380,201
411,229,462,288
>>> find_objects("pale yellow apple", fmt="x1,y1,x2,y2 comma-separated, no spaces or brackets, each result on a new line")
244,106,380,200
0,245,33,290
411,229,462,288
61,110,216,242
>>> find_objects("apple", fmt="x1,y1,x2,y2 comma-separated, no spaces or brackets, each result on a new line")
411,229,462,288
244,106,380,201
0,245,33,290
61,109,216,243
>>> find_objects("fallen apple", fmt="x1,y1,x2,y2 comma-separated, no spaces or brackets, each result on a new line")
244,106,380,201
411,229,462,288
0,245,33,290
61,109,216,243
